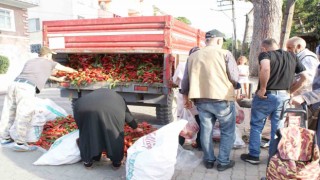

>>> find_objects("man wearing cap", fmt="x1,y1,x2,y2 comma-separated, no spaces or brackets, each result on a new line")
0,46,77,151
180,30,239,171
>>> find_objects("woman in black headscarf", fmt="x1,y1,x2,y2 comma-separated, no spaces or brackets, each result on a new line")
74,88,142,168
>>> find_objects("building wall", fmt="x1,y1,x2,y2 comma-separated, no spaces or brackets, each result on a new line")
0,3,37,92
27,0,99,46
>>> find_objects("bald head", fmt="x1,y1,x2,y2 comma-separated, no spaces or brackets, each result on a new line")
286,36,306,54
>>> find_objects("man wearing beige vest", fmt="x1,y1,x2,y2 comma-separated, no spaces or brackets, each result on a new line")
180,30,239,171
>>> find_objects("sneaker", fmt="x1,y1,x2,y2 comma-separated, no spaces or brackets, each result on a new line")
240,153,260,165
204,160,214,169
12,143,37,152
1,138,14,145
217,160,235,171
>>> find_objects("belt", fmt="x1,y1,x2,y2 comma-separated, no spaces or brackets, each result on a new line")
265,90,289,95
14,78,36,87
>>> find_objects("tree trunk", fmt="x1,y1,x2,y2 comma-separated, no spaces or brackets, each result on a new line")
279,0,296,49
249,0,283,76
241,11,250,55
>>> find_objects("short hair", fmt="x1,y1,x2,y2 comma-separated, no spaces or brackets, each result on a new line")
287,36,306,49
261,38,278,48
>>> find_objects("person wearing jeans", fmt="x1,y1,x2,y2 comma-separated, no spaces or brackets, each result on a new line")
241,38,307,164
180,30,239,171
249,91,290,157
195,101,236,167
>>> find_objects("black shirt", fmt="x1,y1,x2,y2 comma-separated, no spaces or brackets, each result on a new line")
258,49,306,90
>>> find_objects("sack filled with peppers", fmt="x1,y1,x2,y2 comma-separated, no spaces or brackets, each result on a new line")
32,115,157,155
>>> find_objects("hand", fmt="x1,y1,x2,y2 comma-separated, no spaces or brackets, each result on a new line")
58,76,67,82
133,127,143,133
257,89,267,99
183,96,193,109
290,95,305,105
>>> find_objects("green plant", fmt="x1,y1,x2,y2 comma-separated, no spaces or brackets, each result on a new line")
0,55,9,74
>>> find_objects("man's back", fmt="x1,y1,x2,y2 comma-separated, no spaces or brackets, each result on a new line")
187,46,234,101
258,49,303,90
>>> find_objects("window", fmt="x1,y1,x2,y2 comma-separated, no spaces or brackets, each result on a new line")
0,8,15,31
28,18,40,32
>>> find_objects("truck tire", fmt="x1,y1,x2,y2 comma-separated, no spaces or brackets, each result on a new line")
156,89,176,125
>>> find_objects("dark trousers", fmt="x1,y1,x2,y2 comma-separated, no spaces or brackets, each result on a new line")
179,115,201,148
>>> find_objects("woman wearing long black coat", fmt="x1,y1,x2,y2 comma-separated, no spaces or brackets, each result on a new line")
74,88,142,168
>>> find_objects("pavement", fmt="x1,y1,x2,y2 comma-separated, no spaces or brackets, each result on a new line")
0,86,270,180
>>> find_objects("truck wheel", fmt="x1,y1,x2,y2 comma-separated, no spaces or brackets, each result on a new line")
156,89,176,125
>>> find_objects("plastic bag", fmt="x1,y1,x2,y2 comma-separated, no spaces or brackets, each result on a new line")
175,145,202,170
33,98,68,122
126,120,187,180
236,102,245,124
212,122,220,141
179,108,199,141
9,98,68,142
33,130,81,165
233,126,246,149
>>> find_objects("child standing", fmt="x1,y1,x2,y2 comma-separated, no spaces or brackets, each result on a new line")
237,56,250,99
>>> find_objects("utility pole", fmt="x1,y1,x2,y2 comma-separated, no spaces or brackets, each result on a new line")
217,0,237,58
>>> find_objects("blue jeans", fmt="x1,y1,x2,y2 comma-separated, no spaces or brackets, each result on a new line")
248,93,290,157
195,101,236,166
317,113,320,149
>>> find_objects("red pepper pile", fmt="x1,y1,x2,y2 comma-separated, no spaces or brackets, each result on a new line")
32,115,157,153
56,54,164,87
31,115,78,149
124,122,157,154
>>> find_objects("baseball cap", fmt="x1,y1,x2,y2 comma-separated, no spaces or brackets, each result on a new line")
205,30,226,42
39,46,57,56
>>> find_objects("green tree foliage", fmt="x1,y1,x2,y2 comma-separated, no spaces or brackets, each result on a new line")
223,38,233,51
0,55,9,74
290,0,320,38
175,17,191,25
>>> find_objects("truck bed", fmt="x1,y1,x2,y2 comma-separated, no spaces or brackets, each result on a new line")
43,15,205,54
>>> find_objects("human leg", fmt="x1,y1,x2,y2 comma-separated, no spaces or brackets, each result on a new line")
214,101,236,166
196,102,216,165
194,115,202,149
247,96,273,157
0,84,17,142
316,114,320,148
268,94,289,155
11,84,37,151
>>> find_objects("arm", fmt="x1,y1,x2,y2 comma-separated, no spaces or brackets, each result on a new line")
257,59,270,99
124,101,142,132
180,60,190,95
290,71,308,94
55,63,77,73
179,60,193,108
49,76,66,82
291,89,320,105
225,52,239,88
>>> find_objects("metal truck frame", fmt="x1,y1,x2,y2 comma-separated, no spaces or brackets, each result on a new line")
43,15,205,124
